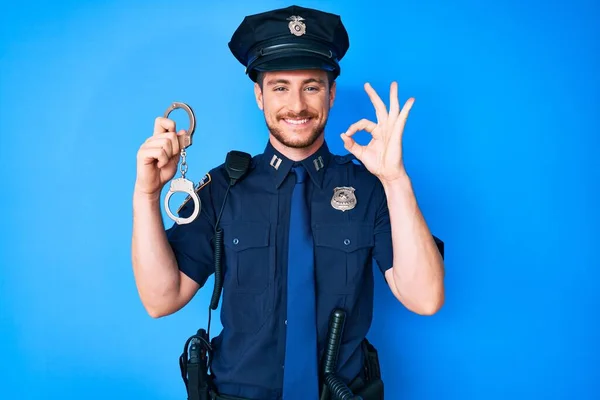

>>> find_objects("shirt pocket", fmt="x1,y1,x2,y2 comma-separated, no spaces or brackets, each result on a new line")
314,223,374,295
223,220,272,293
221,221,274,334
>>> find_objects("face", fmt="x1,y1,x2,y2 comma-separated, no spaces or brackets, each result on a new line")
254,69,336,150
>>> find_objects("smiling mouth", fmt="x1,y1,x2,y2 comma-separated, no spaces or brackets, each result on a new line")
283,118,312,126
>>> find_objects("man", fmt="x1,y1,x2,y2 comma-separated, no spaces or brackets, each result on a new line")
131,5,444,400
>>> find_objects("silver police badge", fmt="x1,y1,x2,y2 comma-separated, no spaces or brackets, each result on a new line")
287,15,306,36
331,187,357,212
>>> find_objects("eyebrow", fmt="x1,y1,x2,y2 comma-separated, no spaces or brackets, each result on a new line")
265,78,326,86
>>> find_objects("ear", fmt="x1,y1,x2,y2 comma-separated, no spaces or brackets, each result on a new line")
329,80,337,108
254,82,264,110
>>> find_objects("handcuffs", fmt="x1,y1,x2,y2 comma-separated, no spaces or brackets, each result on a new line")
163,102,200,225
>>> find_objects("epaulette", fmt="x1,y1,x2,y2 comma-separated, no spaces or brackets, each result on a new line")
333,154,365,167
176,172,212,214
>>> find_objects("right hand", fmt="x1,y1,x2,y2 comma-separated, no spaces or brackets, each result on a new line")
135,117,186,198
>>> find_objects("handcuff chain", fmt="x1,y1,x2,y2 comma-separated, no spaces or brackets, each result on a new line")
180,148,188,179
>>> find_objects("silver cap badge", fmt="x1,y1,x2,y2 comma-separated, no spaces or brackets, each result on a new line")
287,16,306,36
331,187,357,212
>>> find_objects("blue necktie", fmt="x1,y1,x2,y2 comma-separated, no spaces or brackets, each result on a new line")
283,165,319,400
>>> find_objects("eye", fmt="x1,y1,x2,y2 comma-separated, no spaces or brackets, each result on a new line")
273,86,287,92
305,86,319,92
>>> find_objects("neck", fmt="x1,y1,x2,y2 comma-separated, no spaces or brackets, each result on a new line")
269,135,325,162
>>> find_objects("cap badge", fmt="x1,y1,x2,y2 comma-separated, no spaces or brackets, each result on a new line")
287,15,306,36
331,187,357,212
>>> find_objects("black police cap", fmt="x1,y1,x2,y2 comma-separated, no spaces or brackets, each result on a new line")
228,5,350,82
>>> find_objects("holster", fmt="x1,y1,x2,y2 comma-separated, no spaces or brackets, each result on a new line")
186,361,210,400
180,330,214,400
361,338,382,384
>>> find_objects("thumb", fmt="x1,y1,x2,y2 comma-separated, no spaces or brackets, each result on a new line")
176,129,189,151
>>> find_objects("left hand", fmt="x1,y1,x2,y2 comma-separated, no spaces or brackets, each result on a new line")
340,82,414,184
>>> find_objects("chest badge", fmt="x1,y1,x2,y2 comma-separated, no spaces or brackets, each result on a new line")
331,187,357,212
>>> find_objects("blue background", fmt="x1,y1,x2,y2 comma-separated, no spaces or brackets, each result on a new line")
1,0,598,399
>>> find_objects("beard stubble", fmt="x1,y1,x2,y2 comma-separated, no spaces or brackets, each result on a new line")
266,110,328,149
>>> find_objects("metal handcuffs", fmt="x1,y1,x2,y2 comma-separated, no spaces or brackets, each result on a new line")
163,102,200,225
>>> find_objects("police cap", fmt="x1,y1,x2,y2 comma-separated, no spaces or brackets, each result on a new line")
228,5,350,82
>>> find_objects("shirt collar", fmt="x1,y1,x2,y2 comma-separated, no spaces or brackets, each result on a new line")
262,140,332,189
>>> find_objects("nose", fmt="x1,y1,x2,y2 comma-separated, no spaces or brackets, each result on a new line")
288,89,307,114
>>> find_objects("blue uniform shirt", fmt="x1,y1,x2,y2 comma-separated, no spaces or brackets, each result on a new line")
166,140,394,399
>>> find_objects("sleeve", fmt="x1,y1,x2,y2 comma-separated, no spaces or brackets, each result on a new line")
371,182,446,276
372,182,394,275
433,235,445,259
164,172,218,288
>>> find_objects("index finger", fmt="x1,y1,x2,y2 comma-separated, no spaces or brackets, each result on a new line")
364,83,388,123
345,118,378,137
154,117,176,135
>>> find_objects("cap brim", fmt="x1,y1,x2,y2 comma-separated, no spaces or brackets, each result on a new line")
248,53,338,81
254,55,336,72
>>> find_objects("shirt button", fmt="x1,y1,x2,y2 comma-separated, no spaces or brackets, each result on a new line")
233,238,239,245
344,239,351,245
285,319,287,325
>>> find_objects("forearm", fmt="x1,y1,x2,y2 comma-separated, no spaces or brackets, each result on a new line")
382,173,445,315
131,189,181,315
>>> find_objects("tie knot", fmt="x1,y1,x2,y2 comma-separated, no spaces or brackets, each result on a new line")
293,165,307,184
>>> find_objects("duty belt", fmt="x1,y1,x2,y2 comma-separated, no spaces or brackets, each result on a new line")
181,309,384,400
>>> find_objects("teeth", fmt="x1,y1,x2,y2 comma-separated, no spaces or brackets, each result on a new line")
285,118,309,125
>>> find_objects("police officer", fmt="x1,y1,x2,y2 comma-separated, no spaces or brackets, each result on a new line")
132,5,445,400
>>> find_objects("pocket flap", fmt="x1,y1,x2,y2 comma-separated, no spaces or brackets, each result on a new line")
223,221,270,252
314,223,374,253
